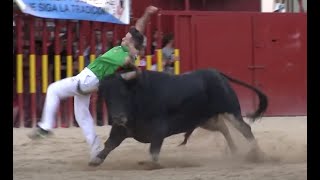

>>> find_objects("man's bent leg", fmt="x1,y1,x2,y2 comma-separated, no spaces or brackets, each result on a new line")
38,77,79,130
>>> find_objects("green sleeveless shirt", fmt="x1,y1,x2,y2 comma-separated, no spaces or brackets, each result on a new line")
87,46,129,80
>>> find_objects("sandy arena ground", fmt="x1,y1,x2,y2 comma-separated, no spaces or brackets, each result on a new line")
13,116,307,180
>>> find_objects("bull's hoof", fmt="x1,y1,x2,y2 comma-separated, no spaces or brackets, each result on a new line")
88,157,104,167
137,161,163,170
178,141,187,146
146,163,163,170
138,161,147,165
245,147,265,163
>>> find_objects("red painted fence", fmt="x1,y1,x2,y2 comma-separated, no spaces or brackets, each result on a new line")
13,15,137,128
13,11,306,128
165,11,307,116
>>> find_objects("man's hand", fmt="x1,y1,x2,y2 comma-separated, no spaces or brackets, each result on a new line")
135,6,159,34
124,56,140,72
145,6,158,15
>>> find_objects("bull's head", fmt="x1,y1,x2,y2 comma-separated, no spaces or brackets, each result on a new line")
99,71,139,126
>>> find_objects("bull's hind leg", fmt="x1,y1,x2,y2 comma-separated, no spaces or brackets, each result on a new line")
201,115,238,154
223,113,265,162
224,113,255,141
89,125,127,167
179,129,194,146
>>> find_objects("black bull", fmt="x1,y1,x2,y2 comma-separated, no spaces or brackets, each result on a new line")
80,69,268,167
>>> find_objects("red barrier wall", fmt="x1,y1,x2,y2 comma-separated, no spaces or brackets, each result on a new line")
252,13,307,116
192,14,255,115
170,11,307,116
12,10,306,129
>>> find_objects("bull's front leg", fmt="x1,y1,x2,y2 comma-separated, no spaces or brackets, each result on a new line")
139,120,167,170
138,135,164,170
150,138,164,165
89,125,127,167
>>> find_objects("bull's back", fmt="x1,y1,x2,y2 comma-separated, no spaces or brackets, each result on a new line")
199,69,242,114
141,71,209,108
131,70,241,138
135,71,212,135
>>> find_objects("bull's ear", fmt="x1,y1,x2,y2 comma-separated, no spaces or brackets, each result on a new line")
120,71,137,81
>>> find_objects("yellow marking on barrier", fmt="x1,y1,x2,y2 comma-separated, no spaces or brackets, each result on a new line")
16,54,23,93
79,55,84,72
42,55,48,93
90,54,96,63
135,55,141,66
156,49,163,72
174,49,180,57
146,55,152,70
29,54,36,93
174,49,180,75
174,61,180,75
67,55,73,77
54,55,61,81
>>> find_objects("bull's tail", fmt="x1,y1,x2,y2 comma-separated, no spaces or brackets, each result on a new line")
219,72,268,122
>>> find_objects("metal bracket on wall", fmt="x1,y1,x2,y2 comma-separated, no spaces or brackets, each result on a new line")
254,42,265,48
247,65,265,70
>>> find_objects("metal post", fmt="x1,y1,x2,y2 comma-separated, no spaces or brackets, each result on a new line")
16,15,24,128
66,21,74,127
29,17,37,128
185,0,190,11
54,20,61,128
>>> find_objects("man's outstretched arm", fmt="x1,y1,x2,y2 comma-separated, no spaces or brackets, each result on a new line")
135,6,158,34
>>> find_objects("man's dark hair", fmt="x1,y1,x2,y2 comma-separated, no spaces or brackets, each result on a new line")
129,27,144,50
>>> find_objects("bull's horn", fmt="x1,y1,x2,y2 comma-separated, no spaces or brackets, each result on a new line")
120,71,137,80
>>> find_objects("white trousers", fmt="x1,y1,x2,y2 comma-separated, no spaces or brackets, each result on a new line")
38,67,100,148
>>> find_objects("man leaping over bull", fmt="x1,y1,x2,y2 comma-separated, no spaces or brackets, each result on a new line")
28,6,159,164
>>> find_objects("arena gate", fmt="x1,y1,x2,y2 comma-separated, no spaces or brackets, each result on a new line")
158,11,306,117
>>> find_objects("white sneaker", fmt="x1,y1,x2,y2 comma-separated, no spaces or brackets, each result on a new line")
89,136,103,160
88,136,104,166
28,127,53,140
